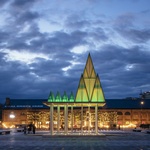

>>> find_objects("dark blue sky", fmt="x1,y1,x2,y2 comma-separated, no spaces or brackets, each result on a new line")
0,0,150,103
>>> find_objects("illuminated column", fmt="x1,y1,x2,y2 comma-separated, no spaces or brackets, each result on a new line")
81,105,83,134
88,105,90,133
64,104,68,134
95,105,98,134
57,105,60,133
122,112,124,129
71,105,73,133
50,104,54,135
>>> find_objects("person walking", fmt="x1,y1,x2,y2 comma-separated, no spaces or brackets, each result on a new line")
33,124,36,134
24,125,27,134
28,123,32,134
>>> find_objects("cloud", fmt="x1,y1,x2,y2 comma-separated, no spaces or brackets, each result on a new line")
1,49,49,64
91,44,150,98
11,0,37,9
117,28,150,43
0,0,150,103
70,45,89,54
0,0,8,6
65,14,91,30
114,13,135,28
16,11,40,24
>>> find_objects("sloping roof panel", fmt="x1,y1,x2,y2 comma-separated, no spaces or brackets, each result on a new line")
4,99,49,109
105,99,150,109
3,98,150,109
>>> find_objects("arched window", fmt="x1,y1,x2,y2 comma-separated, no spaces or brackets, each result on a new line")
117,112,123,115
125,112,130,115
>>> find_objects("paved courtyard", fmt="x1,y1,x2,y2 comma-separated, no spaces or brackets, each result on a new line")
0,130,150,150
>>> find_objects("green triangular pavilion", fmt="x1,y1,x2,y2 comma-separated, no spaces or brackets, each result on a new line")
75,53,105,103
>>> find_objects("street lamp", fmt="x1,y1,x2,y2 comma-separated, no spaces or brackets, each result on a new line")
9,112,15,128
141,101,144,105
9,113,15,119
140,101,144,125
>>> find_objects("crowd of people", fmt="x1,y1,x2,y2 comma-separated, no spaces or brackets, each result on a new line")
24,123,36,134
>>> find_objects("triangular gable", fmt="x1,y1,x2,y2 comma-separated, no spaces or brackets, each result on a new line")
91,68,96,78
48,91,55,102
91,75,105,102
75,53,105,103
83,68,88,78
75,75,89,102
84,78,95,101
55,91,61,102
47,53,105,104
62,91,68,102
83,53,96,78
69,91,74,102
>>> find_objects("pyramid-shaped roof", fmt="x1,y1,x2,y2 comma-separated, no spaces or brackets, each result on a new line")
75,53,105,103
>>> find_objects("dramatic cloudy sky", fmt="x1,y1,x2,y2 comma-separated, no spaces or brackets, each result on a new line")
0,0,150,103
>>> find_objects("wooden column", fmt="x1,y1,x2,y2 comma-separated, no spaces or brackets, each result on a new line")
71,106,73,134
95,105,98,134
64,104,68,134
57,105,60,133
81,105,83,134
88,105,90,133
50,104,54,135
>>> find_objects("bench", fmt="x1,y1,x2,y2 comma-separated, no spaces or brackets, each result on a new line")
17,129,22,132
147,131,150,134
133,129,141,132
0,130,11,135
17,128,24,132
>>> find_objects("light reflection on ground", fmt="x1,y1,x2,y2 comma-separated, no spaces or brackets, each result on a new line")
0,130,150,150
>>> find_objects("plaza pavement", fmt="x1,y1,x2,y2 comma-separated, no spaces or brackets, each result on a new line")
0,129,150,150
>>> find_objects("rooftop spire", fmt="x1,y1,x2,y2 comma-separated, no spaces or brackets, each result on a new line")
75,54,105,102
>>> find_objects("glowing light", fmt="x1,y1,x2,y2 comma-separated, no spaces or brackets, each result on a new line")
46,121,49,124
41,125,49,129
104,125,109,128
84,121,86,126
9,114,15,119
2,123,8,128
10,125,15,128
120,123,136,128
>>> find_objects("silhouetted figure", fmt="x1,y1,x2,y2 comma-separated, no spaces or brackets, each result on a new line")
28,123,32,134
33,124,36,134
24,125,27,134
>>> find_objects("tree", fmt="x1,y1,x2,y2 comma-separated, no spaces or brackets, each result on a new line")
98,111,118,128
27,110,49,128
